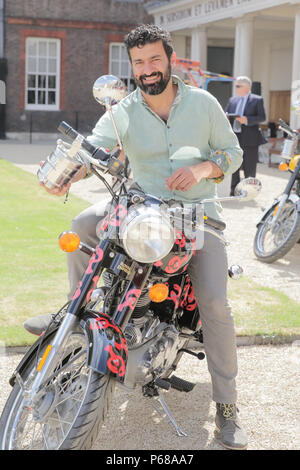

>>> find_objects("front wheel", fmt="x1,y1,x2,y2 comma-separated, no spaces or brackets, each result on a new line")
254,200,300,263
0,328,115,450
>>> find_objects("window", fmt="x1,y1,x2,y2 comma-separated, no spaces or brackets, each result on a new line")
25,38,60,110
109,43,135,93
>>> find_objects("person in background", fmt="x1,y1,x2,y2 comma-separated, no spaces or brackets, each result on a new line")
226,76,267,195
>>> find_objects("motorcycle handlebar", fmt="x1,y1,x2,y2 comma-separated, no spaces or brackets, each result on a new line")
204,216,226,232
169,207,226,232
58,121,226,233
58,121,125,179
58,121,98,156
278,119,299,138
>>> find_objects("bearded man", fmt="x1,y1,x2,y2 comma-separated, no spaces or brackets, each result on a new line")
24,24,246,450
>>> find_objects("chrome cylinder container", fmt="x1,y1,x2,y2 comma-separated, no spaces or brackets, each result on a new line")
37,139,83,190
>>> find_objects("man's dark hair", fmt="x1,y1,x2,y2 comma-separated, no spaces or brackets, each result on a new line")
124,24,174,61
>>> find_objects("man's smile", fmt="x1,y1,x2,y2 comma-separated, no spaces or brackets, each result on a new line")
141,73,160,83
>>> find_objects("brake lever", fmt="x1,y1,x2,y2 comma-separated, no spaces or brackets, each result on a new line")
168,212,228,245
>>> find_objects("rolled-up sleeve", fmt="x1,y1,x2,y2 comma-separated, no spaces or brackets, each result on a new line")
207,96,243,182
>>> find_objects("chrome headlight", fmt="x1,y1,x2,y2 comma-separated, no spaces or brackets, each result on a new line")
119,204,175,264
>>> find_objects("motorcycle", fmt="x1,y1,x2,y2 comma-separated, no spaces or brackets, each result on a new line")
0,75,261,450
254,118,300,263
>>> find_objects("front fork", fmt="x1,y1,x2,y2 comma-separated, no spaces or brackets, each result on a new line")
22,236,151,406
269,194,289,229
19,312,78,406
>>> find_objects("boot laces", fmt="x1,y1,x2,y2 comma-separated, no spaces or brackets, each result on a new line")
220,403,236,420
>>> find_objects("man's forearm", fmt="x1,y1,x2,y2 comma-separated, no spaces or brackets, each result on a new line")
193,161,224,180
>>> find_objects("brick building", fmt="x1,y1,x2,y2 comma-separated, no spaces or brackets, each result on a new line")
0,0,153,137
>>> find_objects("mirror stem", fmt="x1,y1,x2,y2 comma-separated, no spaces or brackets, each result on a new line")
201,194,246,204
105,101,123,150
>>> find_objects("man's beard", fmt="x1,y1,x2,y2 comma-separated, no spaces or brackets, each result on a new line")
135,63,172,95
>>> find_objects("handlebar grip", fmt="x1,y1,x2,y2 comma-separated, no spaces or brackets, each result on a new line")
278,119,290,130
204,215,226,232
278,119,299,138
57,121,97,156
278,118,287,126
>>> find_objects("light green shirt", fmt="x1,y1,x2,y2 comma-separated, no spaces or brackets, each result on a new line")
87,75,243,220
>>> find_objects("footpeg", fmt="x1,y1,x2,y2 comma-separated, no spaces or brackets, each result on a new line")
165,375,195,393
154,377,171,391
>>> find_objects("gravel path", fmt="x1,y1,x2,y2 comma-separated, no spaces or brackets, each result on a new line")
1,344,299,450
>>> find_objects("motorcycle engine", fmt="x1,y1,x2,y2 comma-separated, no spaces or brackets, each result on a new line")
100,271,183,389
101,271,153,348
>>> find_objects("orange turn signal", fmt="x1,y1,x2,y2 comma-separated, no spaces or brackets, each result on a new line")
149,283,169,303
278,162,288,172
273,205,279,217
37,344,52,371
58,231,80,252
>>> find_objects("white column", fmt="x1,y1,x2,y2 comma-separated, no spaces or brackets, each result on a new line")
0,0,4,58
233,17,254,79
291,8,300,130
191,27,207,71
259,41,271,122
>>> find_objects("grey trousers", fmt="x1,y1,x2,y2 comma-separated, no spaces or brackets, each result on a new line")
67,199,238,404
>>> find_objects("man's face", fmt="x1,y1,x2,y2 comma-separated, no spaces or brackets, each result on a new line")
129,40,173,95
235,81,251,97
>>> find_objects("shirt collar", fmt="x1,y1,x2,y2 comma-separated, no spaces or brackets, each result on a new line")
242,92,250,102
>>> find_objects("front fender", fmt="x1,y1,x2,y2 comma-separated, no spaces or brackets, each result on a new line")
80,311,128,383
256,202,277,227
9,324,59,387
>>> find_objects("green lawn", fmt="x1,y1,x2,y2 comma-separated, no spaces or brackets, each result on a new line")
0,159,89,346
0,159,299,346
228,277,300,339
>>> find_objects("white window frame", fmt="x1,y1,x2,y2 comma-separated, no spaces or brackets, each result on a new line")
109,42,135,93
25,37,61,111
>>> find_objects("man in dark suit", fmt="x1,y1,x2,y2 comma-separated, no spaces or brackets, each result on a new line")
225,76,267,195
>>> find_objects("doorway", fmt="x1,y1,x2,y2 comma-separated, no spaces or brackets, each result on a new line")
207,46,234,109
269,90,291,124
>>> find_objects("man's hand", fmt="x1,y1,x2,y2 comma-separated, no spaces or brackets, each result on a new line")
235,116,247,125
39,161,87,196
165,161,223,192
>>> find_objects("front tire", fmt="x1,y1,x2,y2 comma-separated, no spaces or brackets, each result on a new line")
0,329,115,450
254,200,300,263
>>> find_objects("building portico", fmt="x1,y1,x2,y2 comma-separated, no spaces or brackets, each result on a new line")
147,0,300,130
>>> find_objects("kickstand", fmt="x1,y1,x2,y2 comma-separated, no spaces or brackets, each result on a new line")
151,391,188,437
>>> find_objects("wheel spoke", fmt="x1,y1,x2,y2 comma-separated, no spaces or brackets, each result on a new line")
48,415,73,426
55,408,68,438
41,425,50,450
54,388,86,408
